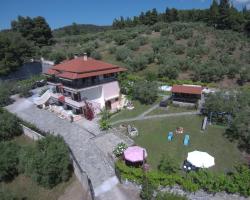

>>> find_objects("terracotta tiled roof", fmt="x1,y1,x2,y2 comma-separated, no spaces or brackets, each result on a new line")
45,57,127,79
53,57,120,73
46,69,60,75
56,67,126,80
172,85,202,95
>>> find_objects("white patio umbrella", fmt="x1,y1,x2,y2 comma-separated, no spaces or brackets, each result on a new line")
187,151,215,168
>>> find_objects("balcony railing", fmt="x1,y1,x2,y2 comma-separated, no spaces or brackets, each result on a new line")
48,77,117,89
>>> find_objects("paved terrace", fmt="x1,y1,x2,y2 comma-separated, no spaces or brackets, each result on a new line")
6,98,131,198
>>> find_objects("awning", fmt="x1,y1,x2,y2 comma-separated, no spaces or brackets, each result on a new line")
103,81,120,101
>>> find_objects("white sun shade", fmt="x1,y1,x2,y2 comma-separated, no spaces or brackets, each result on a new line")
187,150,215,168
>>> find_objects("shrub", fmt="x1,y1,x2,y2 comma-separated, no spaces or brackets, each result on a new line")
0,190,19,200
20,135,71,188
0,83,13,107
158,155,179,174
136,36,148,45
0,109,22,141
128,55,148,71
172,44,185,55
108,46,117,54
175,29,193,40
155,192,188,200
132,80,158,104
158,65,179,80
0,141,20,181
140,175,155,200
49,51,66,64
115,47,131,62
161,28,171,36
90,51,102,60
113,142,127,157
126,40,140,51
113,33,129,45
99,119,111,130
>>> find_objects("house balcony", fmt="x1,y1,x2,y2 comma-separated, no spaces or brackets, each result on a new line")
50,93,86,108
47,77,117,91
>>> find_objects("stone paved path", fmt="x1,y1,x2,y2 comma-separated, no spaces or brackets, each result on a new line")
6,98,137,200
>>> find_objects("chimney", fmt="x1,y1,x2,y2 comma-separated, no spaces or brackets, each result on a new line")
74,54,78,59
83,53,88,61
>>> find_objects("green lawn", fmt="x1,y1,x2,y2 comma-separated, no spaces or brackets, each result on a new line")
1,135,75,200
129,115,244,173
147,105,196,116
109,100,160,123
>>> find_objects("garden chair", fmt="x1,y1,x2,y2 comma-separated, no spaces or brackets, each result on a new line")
168,132,173,141
183,134,190,146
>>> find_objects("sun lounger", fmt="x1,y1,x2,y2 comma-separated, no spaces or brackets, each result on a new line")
183,134,190,146
168,132,174,141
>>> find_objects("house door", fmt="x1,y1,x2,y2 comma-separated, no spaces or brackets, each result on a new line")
105,101,112,110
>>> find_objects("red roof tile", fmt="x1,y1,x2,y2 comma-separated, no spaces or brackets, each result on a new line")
46,69,60,75
53,57,120,73
45,57,127,80
172,85,202,95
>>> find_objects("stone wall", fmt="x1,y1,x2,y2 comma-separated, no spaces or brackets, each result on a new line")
21,124,94,200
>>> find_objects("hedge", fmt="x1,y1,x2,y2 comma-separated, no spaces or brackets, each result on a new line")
115,160,250,197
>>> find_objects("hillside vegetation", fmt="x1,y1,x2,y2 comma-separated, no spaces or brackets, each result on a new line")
44,22,250,86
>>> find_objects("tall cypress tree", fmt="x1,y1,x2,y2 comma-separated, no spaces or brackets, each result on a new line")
218,0,231,29
209,0,219,26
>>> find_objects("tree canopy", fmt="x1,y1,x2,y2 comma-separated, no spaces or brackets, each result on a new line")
0,31,34,75
112,0,250,34
11,16,53,47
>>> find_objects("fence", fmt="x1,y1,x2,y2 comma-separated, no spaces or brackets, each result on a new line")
21,124,95,200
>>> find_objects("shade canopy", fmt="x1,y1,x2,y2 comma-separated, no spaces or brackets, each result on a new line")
187,151,215,168
124,146,147,162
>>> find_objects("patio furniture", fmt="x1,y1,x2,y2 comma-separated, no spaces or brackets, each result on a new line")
187,151,215,168
168,132,173,141
176,127,184,134
183,134,190,146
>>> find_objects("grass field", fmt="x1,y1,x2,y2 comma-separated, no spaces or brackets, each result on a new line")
147,105,196,116
109,100,160,123
129,115,244,173
0,135,76,200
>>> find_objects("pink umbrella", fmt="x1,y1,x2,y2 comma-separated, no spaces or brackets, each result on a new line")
124,146,147,162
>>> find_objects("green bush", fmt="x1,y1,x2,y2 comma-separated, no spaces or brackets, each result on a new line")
158,155,179,174
99,119,111,130
172,44,185,55
128,55,148,71
136,36,148,45
0,109,22,141
0,83,13,107
20,135,71,188
113,32,129,45
175,29,193,40
126,40,140,51
0,190,19,200
140,175,155,200
0,141,20,181
113,142,127,157
115,160,250,196
90,51,102,60
155,192,188,200
108,46,117,54
115,47,131,62
158,65,179,80
132,80,158,104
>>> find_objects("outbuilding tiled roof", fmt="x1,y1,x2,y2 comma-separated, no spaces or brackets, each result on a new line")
172,85,203,95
